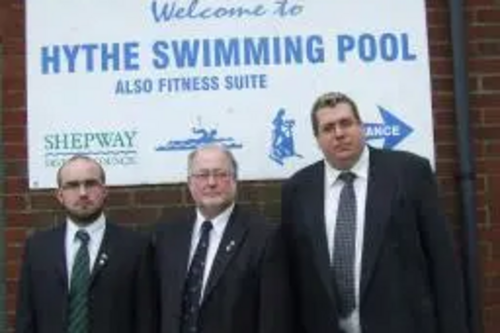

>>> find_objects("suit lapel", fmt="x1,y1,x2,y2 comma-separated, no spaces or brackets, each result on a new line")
89,223,114,287
360,149,394,300
170,216,196,307
202,206,247,303
52,224,69,288
304,163,336,300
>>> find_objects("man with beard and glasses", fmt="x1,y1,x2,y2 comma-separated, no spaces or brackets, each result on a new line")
15,155,156,333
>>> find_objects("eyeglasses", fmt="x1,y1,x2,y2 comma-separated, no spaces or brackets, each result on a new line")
319,117,358,134
61,179,103,191
190,170,233,182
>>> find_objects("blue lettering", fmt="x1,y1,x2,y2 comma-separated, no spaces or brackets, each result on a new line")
401,33,417,60
172,40,200,68
150,0,267,23
63,45,80,73
244,37,271,65
152,41,170,69
40,42,141,74
306,35,324,63
337,32,418,63
124,43,141,70
41,46,61,74
337,35,356,62
358,34,377,62
213,38,240,66
380,33,398,61
151,35,324,69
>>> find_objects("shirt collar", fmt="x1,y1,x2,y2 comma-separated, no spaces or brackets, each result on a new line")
324,146,370,186
195,203,235,238
66,213,106,242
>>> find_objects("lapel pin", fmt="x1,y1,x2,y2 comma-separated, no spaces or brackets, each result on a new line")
99,253,108,266
226,240,236,252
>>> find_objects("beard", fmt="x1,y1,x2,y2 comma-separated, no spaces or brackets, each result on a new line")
65,206,104,225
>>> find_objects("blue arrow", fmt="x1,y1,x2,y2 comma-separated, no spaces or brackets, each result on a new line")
364,106,413,149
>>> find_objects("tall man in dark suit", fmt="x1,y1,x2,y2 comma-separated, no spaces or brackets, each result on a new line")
281,92,468,333
15,155,155,333
154,144,292,333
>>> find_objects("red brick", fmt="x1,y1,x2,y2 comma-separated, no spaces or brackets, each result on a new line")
471,93,500,108
5,195,26,211
5,159,27,178
5,228,29,244
106,190,133,208
478,160,500,174
483,76,500,91
475,126,500,140
431,76,454,92
481,108,500,122
472,41,500,57
470,58,500,74
4,91,26,111
5,177,28,194
106,207,161,226
29,193,60,210
486,141,500,155
427,9,449,27
476,9,500,23
3,126,26,144
133,187,184,206
2,111,26,126
3,143,27,159
469,25,500,40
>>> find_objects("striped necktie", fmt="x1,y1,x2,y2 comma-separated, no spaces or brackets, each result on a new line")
68,230,90,333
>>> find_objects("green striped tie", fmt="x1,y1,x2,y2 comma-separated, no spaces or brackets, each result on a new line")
68,230,90,333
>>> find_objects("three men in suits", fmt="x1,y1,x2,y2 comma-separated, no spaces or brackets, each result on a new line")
154,144,292,333
15,155,155,333
281,92,468,333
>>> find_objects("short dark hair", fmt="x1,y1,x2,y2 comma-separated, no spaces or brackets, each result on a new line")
57,154,106,187
310,92,361,136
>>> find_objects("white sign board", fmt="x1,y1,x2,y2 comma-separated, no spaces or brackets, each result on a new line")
27,0,433,188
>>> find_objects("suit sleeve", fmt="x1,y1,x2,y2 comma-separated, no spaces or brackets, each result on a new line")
414,159,468,333
15,237,36,333
135,236,159,333
258,226,293,333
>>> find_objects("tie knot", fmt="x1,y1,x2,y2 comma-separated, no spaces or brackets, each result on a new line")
338,171,356,184
75,230,90,245
201,220,213,234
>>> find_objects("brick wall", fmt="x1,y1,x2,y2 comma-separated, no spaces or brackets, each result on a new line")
1,0,499,332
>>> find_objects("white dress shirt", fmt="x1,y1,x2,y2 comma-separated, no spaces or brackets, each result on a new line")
188,204,234,301
65,214,106,289
324,146,370,333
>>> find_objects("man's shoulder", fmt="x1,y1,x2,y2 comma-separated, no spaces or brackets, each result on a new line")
26,223,64,244
285,160,323,184
371,147,431,169
153,210,193,235
105,221,149,244
236,205,275,229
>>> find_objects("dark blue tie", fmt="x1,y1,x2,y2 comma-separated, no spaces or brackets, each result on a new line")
68,230,90,333
181,221,213,333
332,172,357,318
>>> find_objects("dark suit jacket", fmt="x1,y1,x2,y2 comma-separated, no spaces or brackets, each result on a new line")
15,222,156,333
281,147,468,333
153,205,292,333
